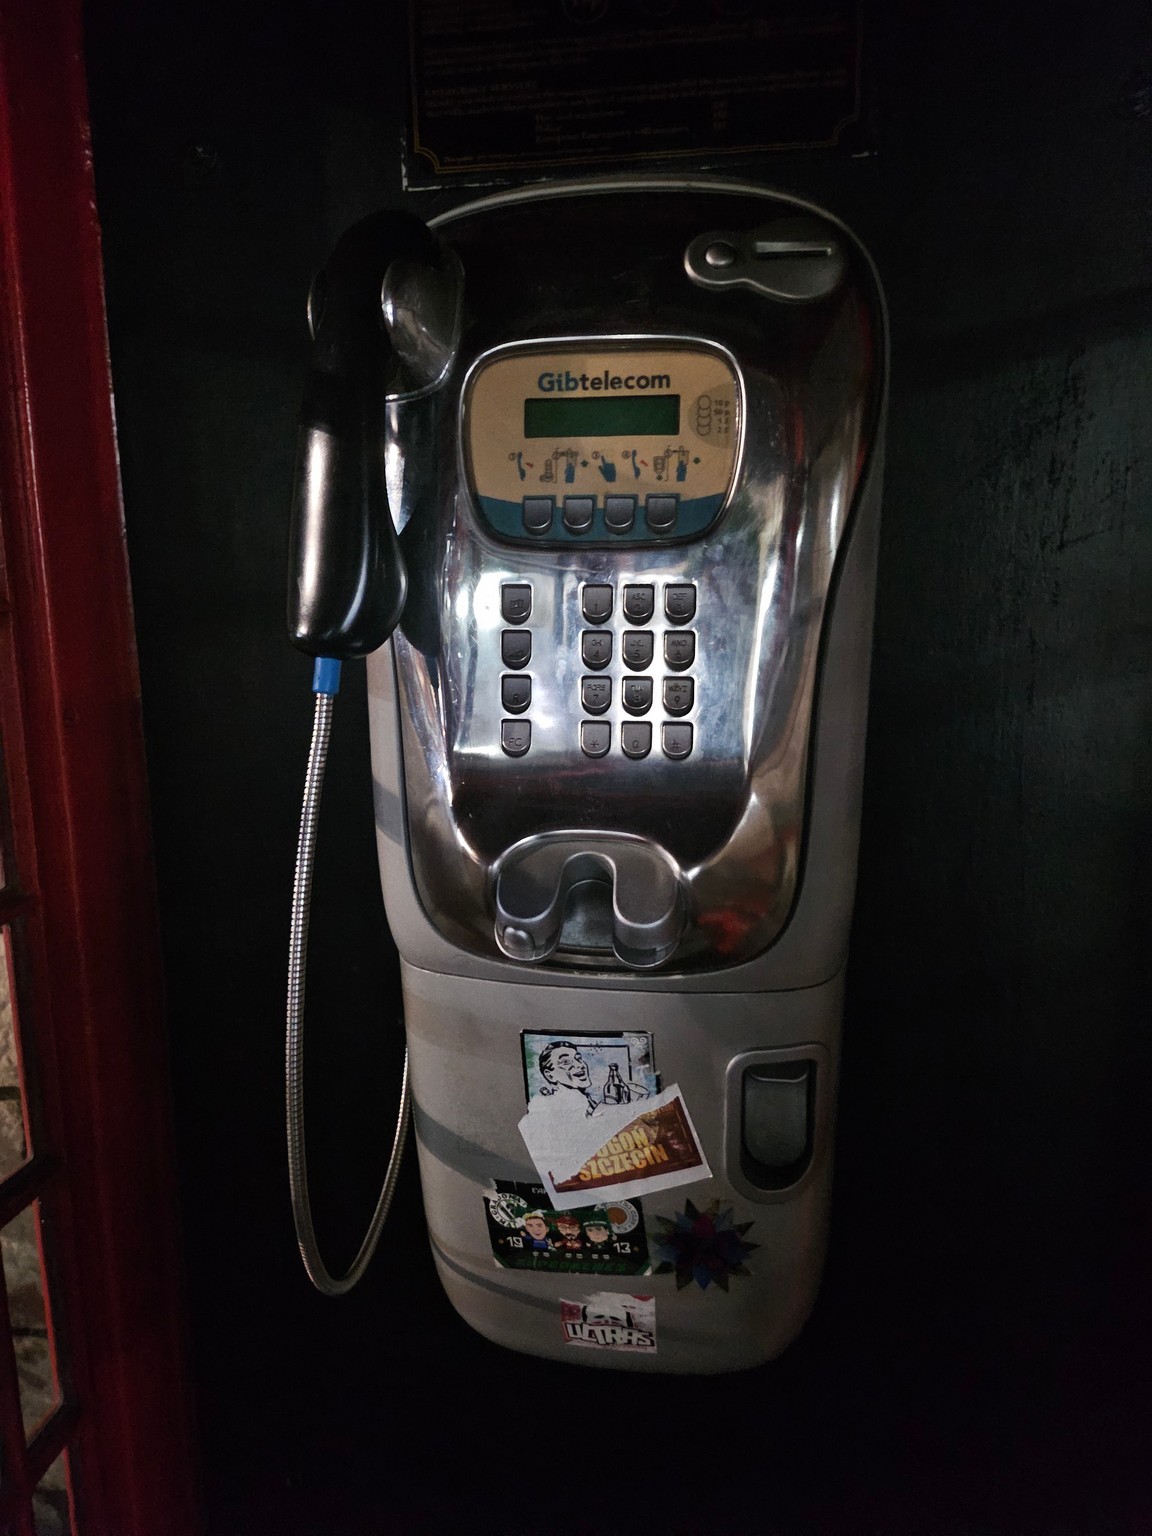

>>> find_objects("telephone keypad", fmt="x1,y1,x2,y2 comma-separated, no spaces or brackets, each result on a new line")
563,496,594,534
501,720,532,757
522,497,553,534
581,677,612,715
581,584,613,624
664,630,696,670
495,579,698,764
622,584,655,624
501,583,533,624
664,584,697,624
622,677,653,716
501,630,532,669
581,721,611,758
663,678,694,717
502,675,532,714
621,722,652,760
581,631,613,669
662,723,694,760
622,630,654,670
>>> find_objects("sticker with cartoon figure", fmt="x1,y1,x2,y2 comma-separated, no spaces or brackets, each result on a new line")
652,1198,759,1291
484,1181,650,1276
560,1293,657,1354
518,1031,711,1211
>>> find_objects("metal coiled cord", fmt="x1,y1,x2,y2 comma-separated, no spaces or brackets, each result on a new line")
286,688,410,1295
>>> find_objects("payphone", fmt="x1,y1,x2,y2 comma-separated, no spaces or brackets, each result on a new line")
287,179,886,1373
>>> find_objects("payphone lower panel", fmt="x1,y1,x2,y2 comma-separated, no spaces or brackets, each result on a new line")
402,962,841,1374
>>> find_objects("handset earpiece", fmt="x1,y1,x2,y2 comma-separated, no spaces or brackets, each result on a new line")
288,209,440,659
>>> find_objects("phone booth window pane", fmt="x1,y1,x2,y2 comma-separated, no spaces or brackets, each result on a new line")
0,929,28,1178
1,1201,60,1435
34,1451,73,1535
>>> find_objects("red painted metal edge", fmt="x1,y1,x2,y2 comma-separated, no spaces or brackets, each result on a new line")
0,3,202,1533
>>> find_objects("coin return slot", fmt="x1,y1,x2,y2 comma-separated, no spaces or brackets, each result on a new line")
740,1061,814,1191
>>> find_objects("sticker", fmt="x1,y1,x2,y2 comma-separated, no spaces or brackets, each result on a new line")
521,1031,658,1111
560,1293,657,1354
652,1199,759,1292
484,1181,650,1276
518,1033,711,1211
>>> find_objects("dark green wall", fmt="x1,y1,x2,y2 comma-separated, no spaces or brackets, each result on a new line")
85,3,1151,1531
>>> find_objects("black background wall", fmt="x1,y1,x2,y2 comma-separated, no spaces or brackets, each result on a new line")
84,3,1151,1532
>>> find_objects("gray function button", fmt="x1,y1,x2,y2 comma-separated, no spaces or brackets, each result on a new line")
622,630,654,670
563,496,594,534
662,722,694,760
501,719,532,758
646,494,678,533
622,584,655,624
581,584,613,624
580,721,611,759
501,675,532,714
501,583,532,624
664,630,696,671
604,495,636,532
501,630,532,669
522,496,553,534
581,630,613,670
663,678,695,717
622,677,653,716
621,722,652,760
664,584,697,624
581,676,611,715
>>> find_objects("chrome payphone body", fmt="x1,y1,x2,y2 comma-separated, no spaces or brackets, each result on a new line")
289,179,885,1373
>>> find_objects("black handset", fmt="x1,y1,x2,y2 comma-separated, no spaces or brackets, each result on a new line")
288,210,438,658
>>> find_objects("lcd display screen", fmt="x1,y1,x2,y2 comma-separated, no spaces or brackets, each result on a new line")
524,394,681,439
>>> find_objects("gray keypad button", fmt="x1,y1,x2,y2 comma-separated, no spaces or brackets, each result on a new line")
623,584,655,623
581,584,613,623
522,497,553,534
581,676,611,715
581,630,613,670
563,496,594,533
605,495,636,532
501,630,532,669
662,722,694,760
502,675,532,714
581,721,611,758
621,722,652,760
663,678,694,717
646,494,678,533
664,584,697,624
501,583,532,624
622,630,653,670
664,630,696,670
501,719,532,757
622,677,653,716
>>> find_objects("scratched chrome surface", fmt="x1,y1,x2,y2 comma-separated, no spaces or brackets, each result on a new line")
379,182,883,971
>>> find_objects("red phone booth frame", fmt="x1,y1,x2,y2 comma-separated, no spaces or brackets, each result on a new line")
0,2,200,1530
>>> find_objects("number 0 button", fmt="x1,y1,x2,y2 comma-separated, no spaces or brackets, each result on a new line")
622,723,652,760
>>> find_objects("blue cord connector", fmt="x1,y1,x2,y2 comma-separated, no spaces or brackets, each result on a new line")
311,656,343,696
